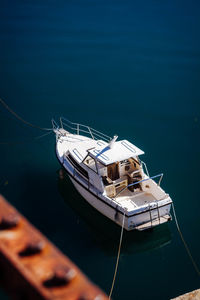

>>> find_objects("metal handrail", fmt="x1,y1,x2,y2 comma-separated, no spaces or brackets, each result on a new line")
60,117,111,142
141,160,150,177
51,119,59,130
59,117,63,129
158,173,163,186
114,173,164,199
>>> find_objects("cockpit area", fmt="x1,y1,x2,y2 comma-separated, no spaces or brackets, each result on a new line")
101,157,142,198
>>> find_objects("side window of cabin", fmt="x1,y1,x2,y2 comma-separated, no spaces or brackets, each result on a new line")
68,154,89,179
83,155,97,173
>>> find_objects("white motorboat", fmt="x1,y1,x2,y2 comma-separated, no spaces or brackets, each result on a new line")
53,118,172,231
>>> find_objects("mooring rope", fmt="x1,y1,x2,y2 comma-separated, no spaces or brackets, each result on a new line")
0,131,53,145
109,211,126,299
172,203,200,277
0,97,52,131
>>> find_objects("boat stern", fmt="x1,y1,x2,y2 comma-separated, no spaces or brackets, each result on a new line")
127,196,173,231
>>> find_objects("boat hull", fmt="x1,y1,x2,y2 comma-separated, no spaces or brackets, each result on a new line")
55,131,172,231
69,174,171,231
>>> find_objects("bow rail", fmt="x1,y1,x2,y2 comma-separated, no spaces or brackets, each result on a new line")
52,117,111,142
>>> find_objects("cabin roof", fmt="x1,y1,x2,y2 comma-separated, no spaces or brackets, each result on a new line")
65,134,144,165
88,139,144,165
67,137,107,163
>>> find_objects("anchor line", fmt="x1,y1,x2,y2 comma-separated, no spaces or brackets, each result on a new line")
109,211,126,299
0,131,53,145
172,203,200,277
0,97,52,131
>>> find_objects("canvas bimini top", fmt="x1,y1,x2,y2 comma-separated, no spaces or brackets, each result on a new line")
88,139,144,165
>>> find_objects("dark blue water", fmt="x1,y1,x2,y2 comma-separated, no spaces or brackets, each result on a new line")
0,1,200,299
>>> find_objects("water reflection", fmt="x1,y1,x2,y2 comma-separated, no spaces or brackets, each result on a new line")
57,168,171,256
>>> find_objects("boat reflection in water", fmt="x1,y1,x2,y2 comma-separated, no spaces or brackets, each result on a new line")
58,168,171,256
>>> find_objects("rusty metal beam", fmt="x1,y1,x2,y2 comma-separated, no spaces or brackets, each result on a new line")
0,195,109,300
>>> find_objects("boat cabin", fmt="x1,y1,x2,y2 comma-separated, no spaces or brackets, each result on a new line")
65,137,145,198
83,139,144,197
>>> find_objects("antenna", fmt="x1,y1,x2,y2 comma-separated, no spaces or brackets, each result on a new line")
109,135,118,149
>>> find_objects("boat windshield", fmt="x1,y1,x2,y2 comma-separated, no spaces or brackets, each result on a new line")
83,155,97,173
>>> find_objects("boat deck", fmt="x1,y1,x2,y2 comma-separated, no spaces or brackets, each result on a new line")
115,190,157,210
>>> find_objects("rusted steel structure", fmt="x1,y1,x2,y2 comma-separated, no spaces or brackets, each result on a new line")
0,195,108,300
171,289,200,300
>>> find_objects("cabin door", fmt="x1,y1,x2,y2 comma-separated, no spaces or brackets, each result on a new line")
107,163,119,181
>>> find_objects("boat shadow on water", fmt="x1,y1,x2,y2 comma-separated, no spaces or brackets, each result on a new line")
57,168,172,256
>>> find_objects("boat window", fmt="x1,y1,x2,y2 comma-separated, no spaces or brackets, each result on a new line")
68,154,89,179
83,155,97,173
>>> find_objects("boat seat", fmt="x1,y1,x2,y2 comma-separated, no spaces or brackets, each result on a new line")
102,176,113,186
128,170,141,178
127,172,142,192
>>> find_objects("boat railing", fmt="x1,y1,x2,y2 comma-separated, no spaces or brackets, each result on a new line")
52,119,59,130
58,117,111,142
114,173,164,199
141,160,150,177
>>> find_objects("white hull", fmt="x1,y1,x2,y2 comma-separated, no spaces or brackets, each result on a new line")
70,176,129,229
54,124,172,231
68,171,171,231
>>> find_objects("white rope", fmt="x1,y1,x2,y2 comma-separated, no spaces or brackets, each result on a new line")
0,131,53,145
172,203,200,276
109,212,126,299
0,97,52,131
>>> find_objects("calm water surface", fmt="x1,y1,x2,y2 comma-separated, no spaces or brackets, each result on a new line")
0,1,200,299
